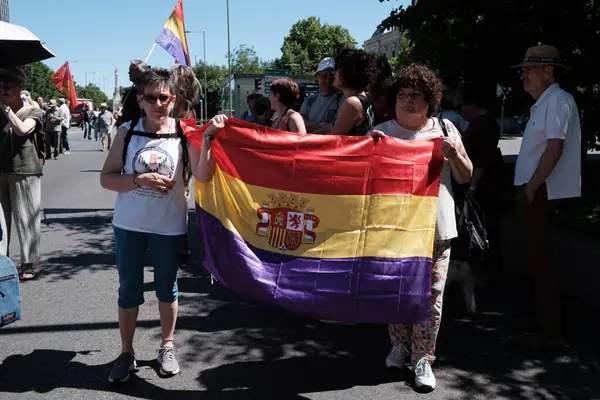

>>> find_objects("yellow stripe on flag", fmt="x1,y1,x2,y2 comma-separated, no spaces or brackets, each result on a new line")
195,166,437,259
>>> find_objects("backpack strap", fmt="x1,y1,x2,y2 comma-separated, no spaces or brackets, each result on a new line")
121,118,139,170
439,116,449,137
175,118,192,184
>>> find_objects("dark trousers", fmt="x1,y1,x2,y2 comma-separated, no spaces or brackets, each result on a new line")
45,130,59,159
516,183,561,337
59,126,70,152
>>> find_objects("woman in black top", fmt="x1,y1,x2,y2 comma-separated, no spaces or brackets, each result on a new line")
330,49,376,136
458,85,504,286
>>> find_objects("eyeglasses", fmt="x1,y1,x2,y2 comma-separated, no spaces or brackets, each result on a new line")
397,91,424,103
142,93,173,104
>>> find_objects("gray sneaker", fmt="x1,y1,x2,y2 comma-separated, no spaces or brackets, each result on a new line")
157,347,180,376
108,352,136,383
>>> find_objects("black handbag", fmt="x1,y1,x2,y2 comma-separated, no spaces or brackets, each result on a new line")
439,118,489,262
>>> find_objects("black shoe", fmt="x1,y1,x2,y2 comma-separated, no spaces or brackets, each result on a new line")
108,352,137,383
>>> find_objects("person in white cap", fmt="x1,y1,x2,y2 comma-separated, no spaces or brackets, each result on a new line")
300,57,343,134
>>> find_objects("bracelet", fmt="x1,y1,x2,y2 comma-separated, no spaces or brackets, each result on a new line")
132,174,140,188
3,106,10,114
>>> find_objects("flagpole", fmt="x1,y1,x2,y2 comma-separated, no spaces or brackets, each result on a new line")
144,42,157,64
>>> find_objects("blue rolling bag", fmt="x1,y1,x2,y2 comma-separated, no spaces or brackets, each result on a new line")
0,255,21,327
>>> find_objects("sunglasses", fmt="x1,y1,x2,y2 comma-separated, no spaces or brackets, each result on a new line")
141,93,173,104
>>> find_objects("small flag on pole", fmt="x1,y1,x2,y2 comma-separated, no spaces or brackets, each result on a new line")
51,62,78,108
155,0,191,66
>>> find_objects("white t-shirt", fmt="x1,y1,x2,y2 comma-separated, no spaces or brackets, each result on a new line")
112,119,187,235
514,84,581,200
373,118,459,240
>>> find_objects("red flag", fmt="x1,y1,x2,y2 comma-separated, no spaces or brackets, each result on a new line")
51,62,78,109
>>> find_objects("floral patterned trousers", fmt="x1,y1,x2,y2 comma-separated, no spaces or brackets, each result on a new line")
388,240,451,365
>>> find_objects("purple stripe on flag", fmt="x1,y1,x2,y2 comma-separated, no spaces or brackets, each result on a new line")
156,28,189,66
196,205,432,324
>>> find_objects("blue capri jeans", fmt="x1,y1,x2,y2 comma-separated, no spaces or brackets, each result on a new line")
114,226,182,309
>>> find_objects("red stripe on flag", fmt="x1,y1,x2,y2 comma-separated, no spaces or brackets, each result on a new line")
183,118,444,197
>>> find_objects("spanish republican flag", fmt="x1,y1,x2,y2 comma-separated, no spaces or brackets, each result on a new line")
51,62,78,108
155,0,191,66
184,119,444,324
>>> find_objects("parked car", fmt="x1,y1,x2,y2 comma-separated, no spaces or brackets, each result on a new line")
70,99,94,127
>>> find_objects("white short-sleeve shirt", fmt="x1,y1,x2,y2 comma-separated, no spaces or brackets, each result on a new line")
514,83,581,200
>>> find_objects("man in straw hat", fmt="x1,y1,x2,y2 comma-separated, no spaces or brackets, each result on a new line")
512,44,581,348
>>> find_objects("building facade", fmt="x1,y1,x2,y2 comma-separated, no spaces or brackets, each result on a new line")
0,0,9,23
364,26,403,60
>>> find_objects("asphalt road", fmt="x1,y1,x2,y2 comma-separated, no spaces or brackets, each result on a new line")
0,128,598,400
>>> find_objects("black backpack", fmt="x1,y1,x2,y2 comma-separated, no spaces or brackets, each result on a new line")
122,118,191,184
439,118,489,262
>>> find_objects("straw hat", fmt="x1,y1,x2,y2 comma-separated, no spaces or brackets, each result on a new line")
511,44,571,71
100,103,108,108
49,99,57,106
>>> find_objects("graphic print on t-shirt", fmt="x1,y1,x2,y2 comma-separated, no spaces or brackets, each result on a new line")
131,146,175,198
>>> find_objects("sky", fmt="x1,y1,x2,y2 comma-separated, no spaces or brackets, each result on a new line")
10,0,407,98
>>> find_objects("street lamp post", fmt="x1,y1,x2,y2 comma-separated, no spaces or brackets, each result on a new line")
186,29,210,122
226,0,233,117
203,30,207,122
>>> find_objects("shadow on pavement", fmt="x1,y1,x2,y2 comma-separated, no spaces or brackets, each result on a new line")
4,207,598,398
0,349,311,400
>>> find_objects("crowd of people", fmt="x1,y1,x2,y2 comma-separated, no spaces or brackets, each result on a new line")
0,42,581,392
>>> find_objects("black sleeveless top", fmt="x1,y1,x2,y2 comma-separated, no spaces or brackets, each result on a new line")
331,94,375,136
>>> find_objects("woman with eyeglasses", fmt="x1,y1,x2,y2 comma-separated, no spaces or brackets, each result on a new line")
371,64,472,392
330,49,376,136
100,68,193,383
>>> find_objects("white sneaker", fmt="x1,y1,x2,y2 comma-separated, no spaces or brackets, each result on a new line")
414,357,436,391
385,345,409,369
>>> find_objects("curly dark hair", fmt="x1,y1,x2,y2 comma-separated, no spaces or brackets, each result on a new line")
136,68,176,95
334,49,376,91
390,64,443,117
269,77,300,109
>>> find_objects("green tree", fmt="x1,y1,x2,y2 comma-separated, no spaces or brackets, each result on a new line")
227,44,263,74
193,61,229,118
378,0,599,151
74,83,108,107
22,62,61,101
280,17,357,74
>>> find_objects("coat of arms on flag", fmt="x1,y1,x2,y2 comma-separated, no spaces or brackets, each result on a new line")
256,193,320,251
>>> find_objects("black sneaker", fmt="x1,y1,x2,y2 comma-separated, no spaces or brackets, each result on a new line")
108,352,137,383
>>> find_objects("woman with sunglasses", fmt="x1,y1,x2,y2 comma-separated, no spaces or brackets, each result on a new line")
100,68,191,383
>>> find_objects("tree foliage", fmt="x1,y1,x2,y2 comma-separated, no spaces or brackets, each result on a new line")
193,61,229,118
227,44,266,74
280,17,357,74
21,62,61,101
75,83,108,106
378,0,599,150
